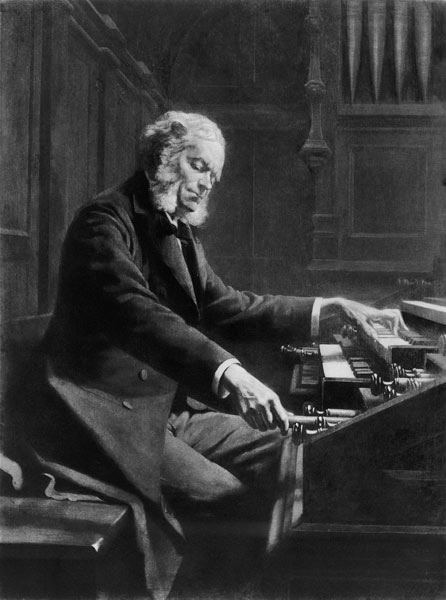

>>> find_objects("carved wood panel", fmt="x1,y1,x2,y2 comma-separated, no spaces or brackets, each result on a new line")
103,69,140,187
0,3,42,320
253,130,313,262
64,19,101,226
336,127,443,271
43,5,162,309
45,6,103,309
349,146,426,236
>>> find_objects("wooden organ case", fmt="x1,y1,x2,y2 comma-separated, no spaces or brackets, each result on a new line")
268,308,446,597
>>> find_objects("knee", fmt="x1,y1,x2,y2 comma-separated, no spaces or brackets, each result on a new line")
192,471,247,504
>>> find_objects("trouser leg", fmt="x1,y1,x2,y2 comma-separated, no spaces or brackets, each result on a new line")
161,427,248,505
161,411,283,518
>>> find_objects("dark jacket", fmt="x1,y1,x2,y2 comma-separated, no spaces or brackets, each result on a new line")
36,169,315,545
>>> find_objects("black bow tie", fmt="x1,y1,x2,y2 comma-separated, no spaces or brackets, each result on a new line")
156,213,189,240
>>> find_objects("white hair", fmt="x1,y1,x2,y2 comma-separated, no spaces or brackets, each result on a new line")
139,111,225,226
139,110,225,177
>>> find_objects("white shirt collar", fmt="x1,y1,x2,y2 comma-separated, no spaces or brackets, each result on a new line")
164,211,178,227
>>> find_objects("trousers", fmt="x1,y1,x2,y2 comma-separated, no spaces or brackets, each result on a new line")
161,410,284,519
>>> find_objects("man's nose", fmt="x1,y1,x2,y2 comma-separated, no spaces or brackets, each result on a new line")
198,172,212,191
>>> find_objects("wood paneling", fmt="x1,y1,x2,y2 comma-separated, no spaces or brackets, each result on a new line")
40,2,164,308
350,146,426,236
335,127,443,271
0,3,42,320
64,18,101,226
0,266,32,323
253,130,312,261
0,1,164,320
103,69,140,187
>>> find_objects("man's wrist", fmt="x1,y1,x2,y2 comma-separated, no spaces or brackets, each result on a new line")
212,358,241,397
317,297,347,340
220,363,248,394
320,297,343,311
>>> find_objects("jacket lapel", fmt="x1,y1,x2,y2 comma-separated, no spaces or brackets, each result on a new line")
190,234,207,295
177,220,207,303
159,234,198,307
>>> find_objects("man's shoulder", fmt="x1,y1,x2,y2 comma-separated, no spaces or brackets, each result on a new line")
72,179,135,224
61,182,136,247
86,171,149,217
91,182,132,212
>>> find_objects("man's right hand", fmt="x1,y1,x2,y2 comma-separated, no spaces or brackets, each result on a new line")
221,364,289,435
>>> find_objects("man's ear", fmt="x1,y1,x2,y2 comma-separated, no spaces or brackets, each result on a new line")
170,121,187,138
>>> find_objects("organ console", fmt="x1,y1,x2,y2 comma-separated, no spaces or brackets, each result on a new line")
282,311,442,414
268,298,446,594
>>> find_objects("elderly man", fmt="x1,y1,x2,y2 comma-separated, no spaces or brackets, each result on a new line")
32,111,405,596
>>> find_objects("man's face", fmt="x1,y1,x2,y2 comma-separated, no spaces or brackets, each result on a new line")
174,136,225,219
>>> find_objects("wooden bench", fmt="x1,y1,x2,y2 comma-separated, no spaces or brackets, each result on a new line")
0,496,143,600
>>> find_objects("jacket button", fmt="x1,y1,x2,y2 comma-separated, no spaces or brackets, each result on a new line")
138,368,148,381
122,400,133,410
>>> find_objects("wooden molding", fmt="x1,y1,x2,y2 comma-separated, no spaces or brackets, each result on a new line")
0,314,52,349
307,259,433,274
69,16,102,57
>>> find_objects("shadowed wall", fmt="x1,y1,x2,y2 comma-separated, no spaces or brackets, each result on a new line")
94,0,315,295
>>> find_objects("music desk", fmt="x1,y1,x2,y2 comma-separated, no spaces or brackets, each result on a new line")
265,381,446,600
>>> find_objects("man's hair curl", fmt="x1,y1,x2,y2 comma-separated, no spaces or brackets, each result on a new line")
139,111,225,178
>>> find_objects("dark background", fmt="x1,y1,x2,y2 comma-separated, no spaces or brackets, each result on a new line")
94,0,315,294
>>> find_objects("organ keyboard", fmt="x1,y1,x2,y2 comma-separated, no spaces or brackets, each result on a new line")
356,322,438,367
282,316,441,417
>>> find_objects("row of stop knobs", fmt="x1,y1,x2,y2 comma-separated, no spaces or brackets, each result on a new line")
370,364,435,398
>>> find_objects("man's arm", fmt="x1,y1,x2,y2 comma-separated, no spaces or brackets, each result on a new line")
200,256,316,340
58,202,236,396
218,297,408,435
199,243,406,341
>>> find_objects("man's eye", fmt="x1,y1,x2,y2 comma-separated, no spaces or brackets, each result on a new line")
190,160,205,172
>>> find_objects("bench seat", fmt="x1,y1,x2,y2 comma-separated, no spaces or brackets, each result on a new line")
0,496,129,559
0,496,135,599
